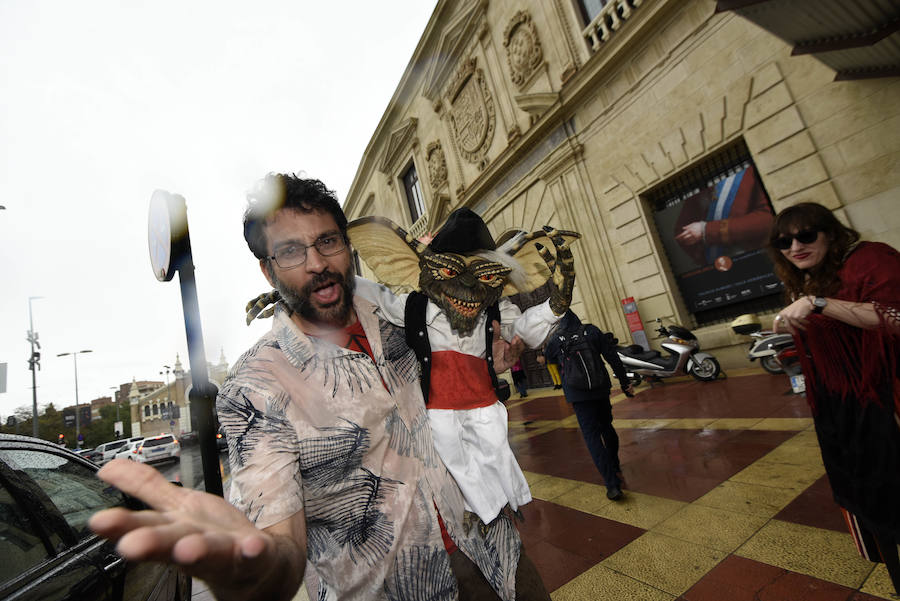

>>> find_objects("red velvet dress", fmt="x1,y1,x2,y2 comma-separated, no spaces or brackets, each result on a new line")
795,242,900,546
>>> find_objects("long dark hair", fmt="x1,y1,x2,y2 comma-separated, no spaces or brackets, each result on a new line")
767,202,860,300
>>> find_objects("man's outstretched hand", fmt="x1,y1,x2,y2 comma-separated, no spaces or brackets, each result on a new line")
90,460,301,601
491,319,524,373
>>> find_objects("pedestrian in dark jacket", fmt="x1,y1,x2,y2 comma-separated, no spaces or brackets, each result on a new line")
544,310,634,500
511,359,528,398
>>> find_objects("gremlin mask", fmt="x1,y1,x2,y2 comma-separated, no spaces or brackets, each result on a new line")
346,207,579,336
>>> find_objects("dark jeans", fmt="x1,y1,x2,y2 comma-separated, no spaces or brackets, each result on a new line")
450,546,550,600
512,371,527,397
571,397,621,489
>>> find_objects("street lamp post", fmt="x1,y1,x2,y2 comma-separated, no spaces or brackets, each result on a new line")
160,365,171,421
110,386,120,422
57,350,92,447
160,365,172,404
27,296,43,437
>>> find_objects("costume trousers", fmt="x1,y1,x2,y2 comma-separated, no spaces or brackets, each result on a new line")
571,397,621,488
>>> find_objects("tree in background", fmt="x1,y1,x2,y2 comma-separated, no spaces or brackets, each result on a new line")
1,402,130,448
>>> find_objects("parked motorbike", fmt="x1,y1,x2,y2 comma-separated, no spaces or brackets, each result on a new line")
730,314,794,375
775,343,806,394
616,318,721,383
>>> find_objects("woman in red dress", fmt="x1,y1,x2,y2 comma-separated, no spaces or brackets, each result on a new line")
769,202,900,595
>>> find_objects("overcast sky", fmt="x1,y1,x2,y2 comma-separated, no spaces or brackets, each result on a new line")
0,1,437,420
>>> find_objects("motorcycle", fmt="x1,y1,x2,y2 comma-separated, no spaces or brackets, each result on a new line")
775,343,806,394
616,318,721,383
730,314,794,375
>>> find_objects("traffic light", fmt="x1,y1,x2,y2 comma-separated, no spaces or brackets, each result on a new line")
57,433,65,445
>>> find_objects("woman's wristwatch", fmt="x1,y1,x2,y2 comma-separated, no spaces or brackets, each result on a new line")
809,296,827,314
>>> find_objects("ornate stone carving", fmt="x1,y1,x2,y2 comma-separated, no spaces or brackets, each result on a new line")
503,11,543,89
446,58,495,164
426,141,448,191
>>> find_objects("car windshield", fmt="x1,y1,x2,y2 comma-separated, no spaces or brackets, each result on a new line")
142,436,174,448
106,441,127,451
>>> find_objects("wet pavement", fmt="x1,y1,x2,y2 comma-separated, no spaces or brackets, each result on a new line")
506,368,895,600
156,444,231,493
185,368,897,600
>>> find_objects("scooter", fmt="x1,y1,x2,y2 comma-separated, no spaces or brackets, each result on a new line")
616,318,721,383
775,343,806,394
730,315,793,375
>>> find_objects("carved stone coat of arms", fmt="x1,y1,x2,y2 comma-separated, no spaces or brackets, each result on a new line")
447,59,495,164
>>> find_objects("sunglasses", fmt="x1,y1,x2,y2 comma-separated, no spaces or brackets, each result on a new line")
772,229,819,250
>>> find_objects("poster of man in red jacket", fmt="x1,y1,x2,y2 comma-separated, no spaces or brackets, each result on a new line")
673,163,774,269
652,162,781,314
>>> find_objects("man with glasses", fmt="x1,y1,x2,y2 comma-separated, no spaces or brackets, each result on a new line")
91,173,549,601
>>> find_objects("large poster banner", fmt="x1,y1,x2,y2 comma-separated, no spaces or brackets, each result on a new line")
652,164,782,313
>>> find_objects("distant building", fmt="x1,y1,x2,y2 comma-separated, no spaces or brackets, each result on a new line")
89,395,114,420
128,352,229,438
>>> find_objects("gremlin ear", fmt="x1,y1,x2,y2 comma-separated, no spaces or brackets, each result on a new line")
500,228,581,296
346,216,429,290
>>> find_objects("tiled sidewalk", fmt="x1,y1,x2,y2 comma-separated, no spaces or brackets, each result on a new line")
190,369,896,600
506,369,896,600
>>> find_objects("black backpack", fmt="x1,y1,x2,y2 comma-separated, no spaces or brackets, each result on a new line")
558,328,606,391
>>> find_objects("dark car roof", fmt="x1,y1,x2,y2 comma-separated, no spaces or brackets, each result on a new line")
0,433,70,446
0,434,91,459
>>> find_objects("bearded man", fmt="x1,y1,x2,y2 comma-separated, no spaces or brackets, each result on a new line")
90,174,550,601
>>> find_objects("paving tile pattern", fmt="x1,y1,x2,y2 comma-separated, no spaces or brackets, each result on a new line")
196,372,897,600
505,373,897,600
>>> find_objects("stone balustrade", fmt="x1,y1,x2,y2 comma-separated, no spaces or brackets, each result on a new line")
582,0,644,52
407,213,430,240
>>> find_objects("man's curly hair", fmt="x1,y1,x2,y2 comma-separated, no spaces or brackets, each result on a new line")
243,173,347,260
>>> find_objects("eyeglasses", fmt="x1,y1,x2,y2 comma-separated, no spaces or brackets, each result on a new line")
772,229,819,250
267,234,347,269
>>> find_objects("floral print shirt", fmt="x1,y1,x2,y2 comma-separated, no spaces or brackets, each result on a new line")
216,298,521,600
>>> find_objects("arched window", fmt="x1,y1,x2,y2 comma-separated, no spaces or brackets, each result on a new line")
144,406,150,417
152,404,158,416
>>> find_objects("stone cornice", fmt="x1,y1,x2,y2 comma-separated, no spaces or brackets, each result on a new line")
377,118,419,175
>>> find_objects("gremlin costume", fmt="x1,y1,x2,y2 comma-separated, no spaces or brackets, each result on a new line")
247,208,579,525
347,209,578,524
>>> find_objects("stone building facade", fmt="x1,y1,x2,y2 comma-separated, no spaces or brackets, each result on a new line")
127,353,229,438
343,0,900,368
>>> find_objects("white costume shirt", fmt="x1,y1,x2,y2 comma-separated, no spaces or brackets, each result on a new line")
354,276,559,523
